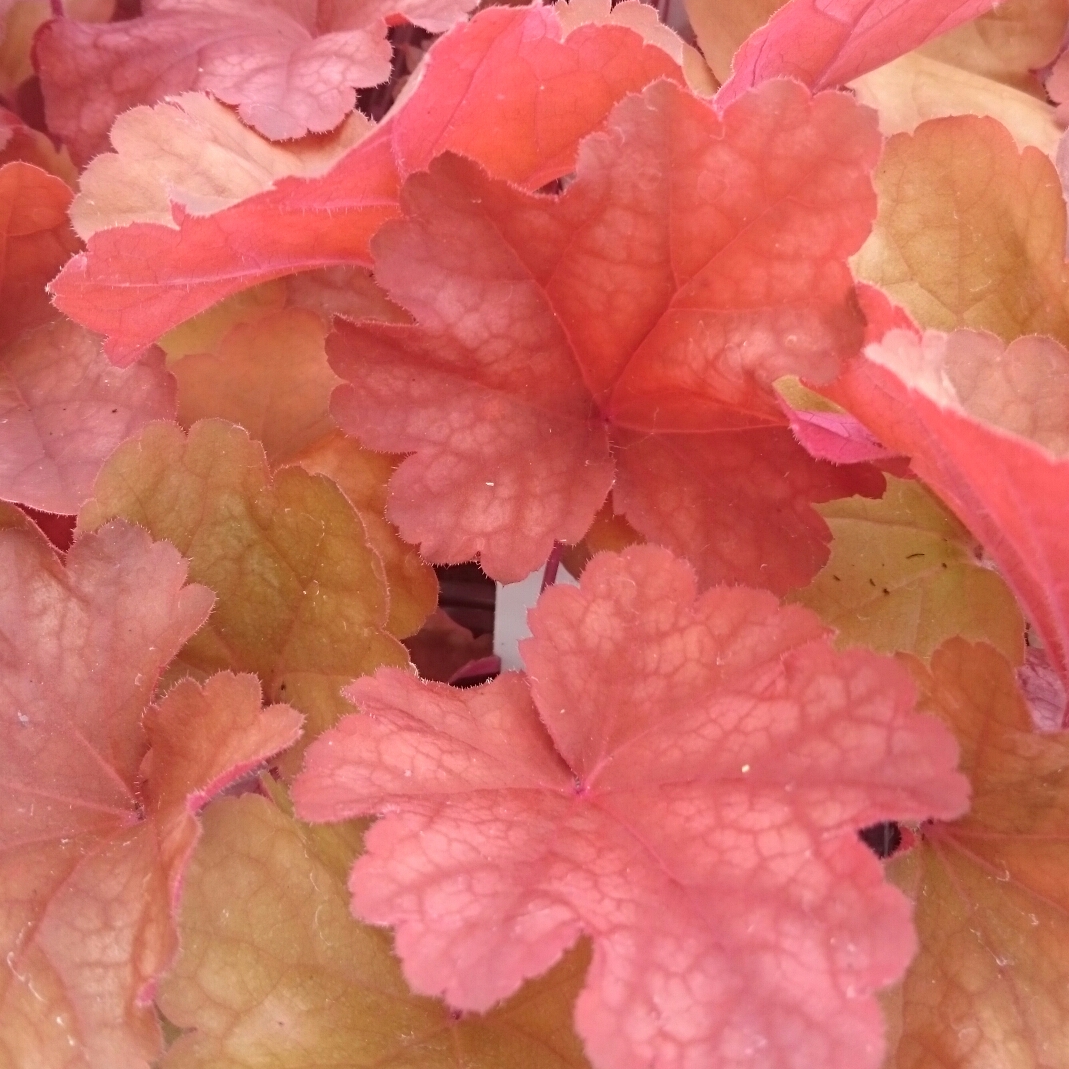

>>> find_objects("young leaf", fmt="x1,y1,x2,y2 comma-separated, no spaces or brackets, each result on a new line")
49,4,687,362
0,521,300,1069
828,328,1069,722
36,0,478,158
292,546,969,1069
783,408,901,464
77,420,412,770
0,319,176,514
884,640,1069,1069
0,161,80,347
330,78,883,586
158,793,593,1069
853,116,1069,344
791,476,1025,663
716,0,1000,107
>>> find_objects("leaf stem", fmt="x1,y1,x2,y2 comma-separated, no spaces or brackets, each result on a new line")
540,542,565,592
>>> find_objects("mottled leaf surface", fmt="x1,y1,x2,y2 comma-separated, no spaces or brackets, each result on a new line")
0,319,176,513
293,546,968,1069
170,307,338,466
331,78,883,586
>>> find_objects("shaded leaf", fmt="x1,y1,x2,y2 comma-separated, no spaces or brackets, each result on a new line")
331,79,883,586
286,432,438,641
158,269,407,364
159,793,593,1069
404,608,494,683
792,476,1025,662
293,546,968,1069
0,0,112,98
0,319,176,514
884,641,1069,1069
682,0,783,82
0,107,77,184
49,4,687,362
919,0,1067,95
77,420,411,771
0,161,80,348
170,308,339,466
560,498,643,579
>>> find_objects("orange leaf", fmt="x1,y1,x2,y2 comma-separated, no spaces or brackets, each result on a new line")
0,162,79,348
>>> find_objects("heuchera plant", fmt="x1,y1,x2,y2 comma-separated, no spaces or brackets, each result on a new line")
3,0,1069,1066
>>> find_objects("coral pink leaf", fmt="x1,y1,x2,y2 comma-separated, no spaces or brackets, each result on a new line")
717,0,999,108
49,5,685,364
0,521,299,1069
828,327,1069,724
292,546,968,1069
0,319,176,514
329,78,883,586
35,0,478,159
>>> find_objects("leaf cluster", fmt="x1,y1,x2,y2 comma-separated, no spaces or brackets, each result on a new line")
2,0,1069,1067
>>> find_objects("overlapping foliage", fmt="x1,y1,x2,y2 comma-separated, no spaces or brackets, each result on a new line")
3,0,1069,1066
